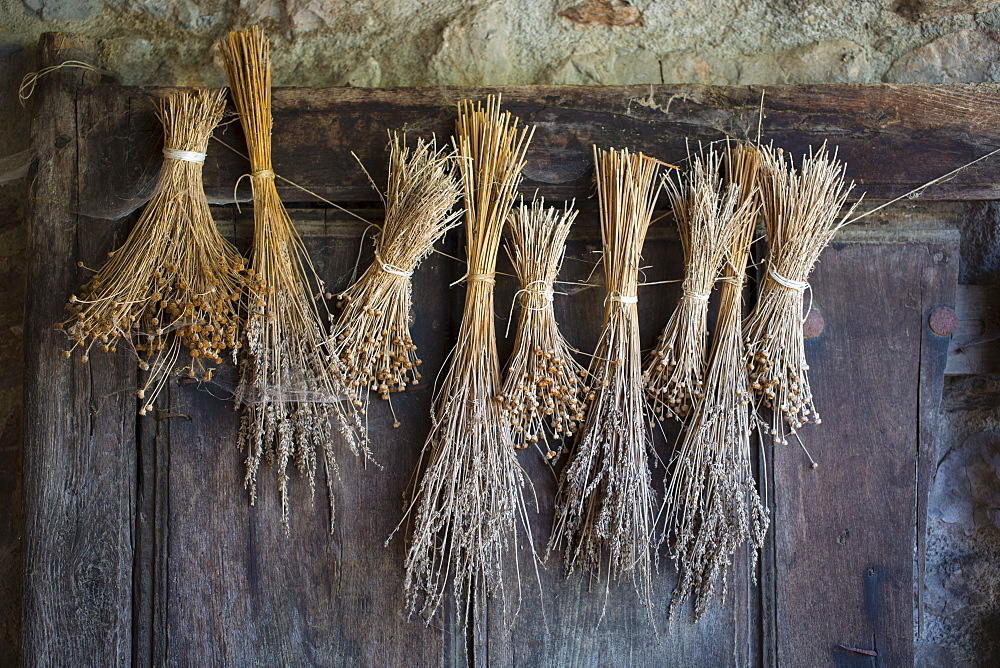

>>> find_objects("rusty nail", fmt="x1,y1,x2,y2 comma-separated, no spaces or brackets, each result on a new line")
929,307,958,337
837,645,877,657
155,412,191,421
803,311,825,338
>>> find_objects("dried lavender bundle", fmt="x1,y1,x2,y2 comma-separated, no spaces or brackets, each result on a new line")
665,142,766,620
644,149,742,420
58,89,247,415
222,26,368,534
744,144,859,444
400,96,534,621
549,147,662,615
329,134,461,410
498,198,588,460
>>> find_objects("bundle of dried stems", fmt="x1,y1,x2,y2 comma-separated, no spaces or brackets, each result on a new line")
329,134,461,411
498,198,588,460
550,147,662,614
58,89,246,415
400,96,534,621
644,149,742,420
744,144,858,445
664,142,766,620
221,26,368,533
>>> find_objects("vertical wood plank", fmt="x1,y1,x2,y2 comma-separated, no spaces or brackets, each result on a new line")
161,211,455,664
23,34,136,665
481,219,755,665
770,231,957,666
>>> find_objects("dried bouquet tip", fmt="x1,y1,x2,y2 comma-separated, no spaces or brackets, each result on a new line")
58,88,247,414
498,198,588,460
329,133,461,408
222,25,369,535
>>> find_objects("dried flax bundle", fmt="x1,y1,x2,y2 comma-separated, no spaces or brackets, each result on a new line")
644,149,742,420
665,142,766,620
221,27,368,533
498,199,588,460
402,97,534,621
58,89,246,414
550,147,662,613
329,135,461,409
744,144,859,445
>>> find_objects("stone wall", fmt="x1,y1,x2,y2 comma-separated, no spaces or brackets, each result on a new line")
1,0,999,663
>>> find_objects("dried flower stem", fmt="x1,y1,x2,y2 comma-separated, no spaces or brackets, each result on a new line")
329,135,461,412
222,26,368,534
550,147,662,615
664,142,767,620
744,144,859,444
498,198,588,460
644,148,743,420
400,96,534,622
57,89,247,415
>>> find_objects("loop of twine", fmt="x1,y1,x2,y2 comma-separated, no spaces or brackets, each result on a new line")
681,280,710,301
19,60,100,106
374,252,413,278
767,263,809,292
162,147,207,164
233,169,276,212
505,279,556,337
466,273,496,285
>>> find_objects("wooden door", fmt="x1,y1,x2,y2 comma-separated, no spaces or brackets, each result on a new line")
24,32,977,665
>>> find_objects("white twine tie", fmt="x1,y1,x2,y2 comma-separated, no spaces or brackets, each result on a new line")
162,147,207,164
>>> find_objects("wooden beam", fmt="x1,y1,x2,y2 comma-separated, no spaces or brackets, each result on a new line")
94,83,1000,209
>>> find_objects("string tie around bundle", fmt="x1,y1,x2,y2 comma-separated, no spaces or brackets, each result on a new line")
374,252,413,278
681,280,711,302
162,147,207,164
767,263,809,292
607,291,638,305
520,279,555,304
251,169,275,180
461,272,496,286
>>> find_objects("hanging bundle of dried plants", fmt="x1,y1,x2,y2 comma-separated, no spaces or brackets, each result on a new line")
57,89,247,415
221,26,368,533
497,198,588,460
549,147,663,614
644,149,742,420
328,134,461,411
400,96,535,621
744,144,859,445
664,142,766,620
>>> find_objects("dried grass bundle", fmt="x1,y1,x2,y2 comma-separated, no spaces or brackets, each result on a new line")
221,26,368,533
664,142,766,620
401,96,534,621
57,89,246,415
329,134,461,409
644,149,742,420
744,144,858,444
549,147,662,614
497,198,588,460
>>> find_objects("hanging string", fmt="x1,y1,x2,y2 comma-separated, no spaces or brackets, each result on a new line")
19,60,100,106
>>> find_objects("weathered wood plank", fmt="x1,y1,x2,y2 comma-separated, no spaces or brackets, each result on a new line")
76,83,1000,212
769,231,958,666
22,34,135,665
159,210,456,664
944,284,1000,375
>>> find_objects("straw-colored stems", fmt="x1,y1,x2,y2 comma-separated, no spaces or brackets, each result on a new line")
57,88,247,415
329,135,461,410
644,149,742,420
400,96,534,622
498,199,588,460
222,26,369,535
550,146,662,616
744,143,858,442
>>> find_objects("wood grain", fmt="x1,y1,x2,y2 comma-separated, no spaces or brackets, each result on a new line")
66,83,1000,219
22,34,135,665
